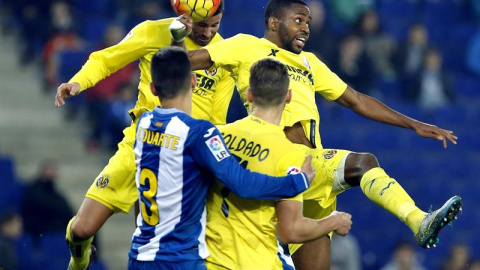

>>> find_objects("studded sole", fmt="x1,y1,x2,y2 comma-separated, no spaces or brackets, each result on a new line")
422,196,462,249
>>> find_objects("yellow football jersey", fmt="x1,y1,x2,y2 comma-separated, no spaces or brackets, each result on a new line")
204,34,347,148
206,116,305,270
69,18,235,125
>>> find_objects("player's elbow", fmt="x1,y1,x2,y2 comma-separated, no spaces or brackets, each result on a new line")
277,225,304,244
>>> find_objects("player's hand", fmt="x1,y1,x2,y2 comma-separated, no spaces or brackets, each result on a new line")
413,122,458,148
55,82,81,107
169,14,193,43
330,211,352,236
300,155,315,185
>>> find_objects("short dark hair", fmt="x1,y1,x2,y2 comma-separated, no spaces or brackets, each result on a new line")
150,46,192,99
212,0,225,16
264,0,308,27
249,58,290,107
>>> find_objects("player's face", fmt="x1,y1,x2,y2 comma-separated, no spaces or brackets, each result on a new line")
277,4,311,54
190,13,223,46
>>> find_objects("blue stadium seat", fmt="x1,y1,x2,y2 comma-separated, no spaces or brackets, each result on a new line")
57,50,89,83
16,233,41,270
39,233,70,270
443,24,478,72
73,0,116,18
432,105,468,125
0,156,23,216
57,50,89,116
81,17,109,47
454,74,480,99
377,0,419,42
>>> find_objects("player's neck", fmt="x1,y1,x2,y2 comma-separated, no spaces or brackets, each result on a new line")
264,31,283,49
160,96,192,116
250,105,283,126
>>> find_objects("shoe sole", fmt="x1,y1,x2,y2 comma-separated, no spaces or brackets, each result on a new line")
421,196,462,248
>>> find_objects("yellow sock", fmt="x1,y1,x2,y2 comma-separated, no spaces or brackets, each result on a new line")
360,167,426,234
66,217,94,270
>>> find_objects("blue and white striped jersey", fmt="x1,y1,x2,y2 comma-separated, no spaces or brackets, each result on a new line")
129,107,309,263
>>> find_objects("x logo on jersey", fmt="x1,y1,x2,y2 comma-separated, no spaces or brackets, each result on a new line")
268,49,279,57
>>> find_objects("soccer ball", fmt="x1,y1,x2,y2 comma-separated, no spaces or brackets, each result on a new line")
171,0,221,22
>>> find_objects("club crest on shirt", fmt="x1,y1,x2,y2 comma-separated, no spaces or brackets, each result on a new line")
205,68,218,77
287,166,301,175
206,135,230,162
96,175,110,189
323,150,338,160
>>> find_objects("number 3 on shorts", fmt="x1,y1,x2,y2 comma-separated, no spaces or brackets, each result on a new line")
139,168,159,226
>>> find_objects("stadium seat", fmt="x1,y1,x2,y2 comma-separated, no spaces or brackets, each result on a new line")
377,0,419,42
0,156,23,216
81,17,109,47
39,233,70,270
73,0,116,18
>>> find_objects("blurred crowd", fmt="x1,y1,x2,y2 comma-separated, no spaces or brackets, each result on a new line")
1,0,480,153
1,0,480,269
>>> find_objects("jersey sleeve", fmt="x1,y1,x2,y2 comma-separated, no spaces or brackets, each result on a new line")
209,69,236,125
309,54,347,101
69,21,149,92
204,34,245,74
192,122,310,199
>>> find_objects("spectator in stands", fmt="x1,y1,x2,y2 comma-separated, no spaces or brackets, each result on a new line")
41,1,85,92
335,33,375,95
84,24,136,153
441,243,471,270
380,241,427,270
396,23,429,79
471,0,480,23
405,47,455,112
12,0,53,65
303,0,339,67
468,259,480,270
0,210,22,270
331,233,362,270
20,161,73,245
355,10,398,81
326,0,374,28
466,28,480,77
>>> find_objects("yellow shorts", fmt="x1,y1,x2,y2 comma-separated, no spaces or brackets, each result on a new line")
85,123,138,214
288,147,351,255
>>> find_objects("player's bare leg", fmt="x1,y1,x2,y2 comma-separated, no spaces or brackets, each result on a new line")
66,198,113,270
291,236,330,270
284,122,313,148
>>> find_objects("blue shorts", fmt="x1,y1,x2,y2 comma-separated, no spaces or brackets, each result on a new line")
128,259,207,270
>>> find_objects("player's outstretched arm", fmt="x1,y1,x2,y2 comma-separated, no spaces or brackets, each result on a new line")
55,82,81,107
276,201,352,243
335,86,458,148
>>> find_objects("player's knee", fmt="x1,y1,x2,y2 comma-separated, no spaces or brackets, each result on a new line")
71,218,96,241
344,152,379,186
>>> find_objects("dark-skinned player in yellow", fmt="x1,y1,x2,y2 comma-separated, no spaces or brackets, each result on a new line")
170,0,462,269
